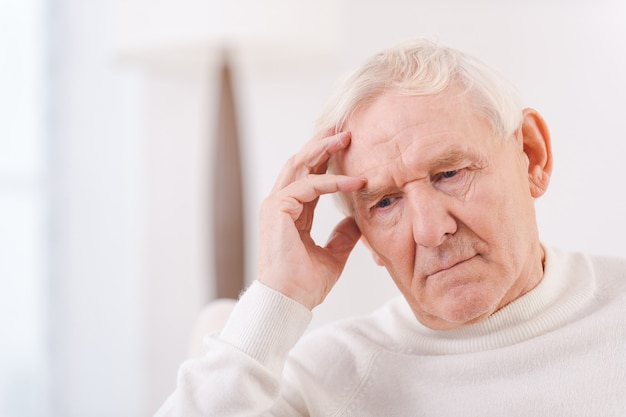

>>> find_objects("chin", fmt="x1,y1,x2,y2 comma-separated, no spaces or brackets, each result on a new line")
440,305,493,328
424,289,500,330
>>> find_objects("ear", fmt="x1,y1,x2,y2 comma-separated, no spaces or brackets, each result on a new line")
360,236,385,266
518,108,553,198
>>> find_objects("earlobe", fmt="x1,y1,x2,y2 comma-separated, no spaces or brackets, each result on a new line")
521,108,553,198
360,236,385,266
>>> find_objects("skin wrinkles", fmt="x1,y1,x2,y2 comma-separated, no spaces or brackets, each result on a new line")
354,146,487,213
335,88,547,330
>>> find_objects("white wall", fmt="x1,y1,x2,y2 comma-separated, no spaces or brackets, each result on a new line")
47,0,626,416
48,0,145,415
0,1,50,416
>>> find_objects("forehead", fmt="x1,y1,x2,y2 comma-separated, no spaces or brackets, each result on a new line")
337,90,493,178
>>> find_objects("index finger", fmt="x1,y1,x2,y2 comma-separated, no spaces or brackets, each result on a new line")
272,174,366,221
272,131,351,192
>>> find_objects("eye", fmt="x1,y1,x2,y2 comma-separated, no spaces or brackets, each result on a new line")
366,194,401,216
440,170,459,179
375,197,393,209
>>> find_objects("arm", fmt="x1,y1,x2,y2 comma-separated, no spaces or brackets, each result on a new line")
155,282,311,416
154,131,365,416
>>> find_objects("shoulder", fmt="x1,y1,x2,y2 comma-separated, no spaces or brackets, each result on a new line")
546,246,626,283
586,251,626,275
547,245,626,309
295,296,409,357
586,251,626,293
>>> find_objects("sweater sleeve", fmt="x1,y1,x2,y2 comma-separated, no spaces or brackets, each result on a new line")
154,281,312,417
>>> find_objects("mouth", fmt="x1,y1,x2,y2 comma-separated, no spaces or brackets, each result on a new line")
426,255,476,279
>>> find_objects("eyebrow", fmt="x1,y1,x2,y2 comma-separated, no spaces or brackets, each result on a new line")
426,147,472,171
354,147,485,206
355,185,395,207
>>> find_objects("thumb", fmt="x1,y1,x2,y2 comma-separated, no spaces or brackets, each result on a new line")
325,217,361,269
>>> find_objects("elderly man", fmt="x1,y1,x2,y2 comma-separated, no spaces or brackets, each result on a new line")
156,39,626,416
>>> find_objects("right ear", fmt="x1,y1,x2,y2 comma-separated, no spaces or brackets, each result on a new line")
360,236,385,266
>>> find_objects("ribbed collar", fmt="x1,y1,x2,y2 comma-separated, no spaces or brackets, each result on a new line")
390,246,597,354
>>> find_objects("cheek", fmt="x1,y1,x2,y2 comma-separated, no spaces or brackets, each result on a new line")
356,207,403,249
363,227,402,260
471,166,530,220
465,177,537,269
361,223,417,287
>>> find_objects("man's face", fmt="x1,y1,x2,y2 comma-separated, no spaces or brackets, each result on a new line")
337,89,545,330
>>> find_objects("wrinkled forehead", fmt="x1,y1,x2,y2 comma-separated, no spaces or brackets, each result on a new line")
330,89,482,177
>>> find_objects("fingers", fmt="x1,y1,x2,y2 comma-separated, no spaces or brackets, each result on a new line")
325,216,361,266
257,131,364,310
272,131,351,192
270,174,366,222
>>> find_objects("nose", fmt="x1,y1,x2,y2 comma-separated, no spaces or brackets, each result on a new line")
407,187,458,247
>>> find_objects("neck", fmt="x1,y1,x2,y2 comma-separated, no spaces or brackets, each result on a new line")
497,244,546,314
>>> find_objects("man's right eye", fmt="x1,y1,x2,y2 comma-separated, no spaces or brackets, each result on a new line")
375,197,393,209
440,169,459,179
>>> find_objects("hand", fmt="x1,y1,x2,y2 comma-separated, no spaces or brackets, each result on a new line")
257,131,366,310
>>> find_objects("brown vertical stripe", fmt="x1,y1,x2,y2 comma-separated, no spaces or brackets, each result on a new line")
213,53,245,299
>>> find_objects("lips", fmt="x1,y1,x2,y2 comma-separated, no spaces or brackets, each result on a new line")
425,255,475,279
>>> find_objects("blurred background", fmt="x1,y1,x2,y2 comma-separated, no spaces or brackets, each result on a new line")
1,0,625,415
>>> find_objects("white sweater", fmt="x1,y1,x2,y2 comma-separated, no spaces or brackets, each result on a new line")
156,247,626,416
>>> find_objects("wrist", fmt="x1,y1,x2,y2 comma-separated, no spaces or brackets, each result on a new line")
257,276,319,310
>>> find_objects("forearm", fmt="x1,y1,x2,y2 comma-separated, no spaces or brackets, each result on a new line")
154,282,312,417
